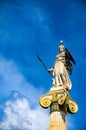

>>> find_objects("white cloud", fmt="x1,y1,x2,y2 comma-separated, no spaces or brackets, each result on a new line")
0,95,75,130
0,95,49,130
0,56,49,130
0,56,44,105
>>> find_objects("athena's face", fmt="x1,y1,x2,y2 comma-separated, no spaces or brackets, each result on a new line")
59,45,65,53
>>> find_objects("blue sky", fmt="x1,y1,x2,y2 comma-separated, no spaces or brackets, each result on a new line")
0,0,86,129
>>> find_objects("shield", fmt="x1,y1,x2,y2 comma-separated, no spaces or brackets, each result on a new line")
65,48,76,64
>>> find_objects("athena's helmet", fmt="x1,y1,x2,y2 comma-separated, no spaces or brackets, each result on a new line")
58,40,65,53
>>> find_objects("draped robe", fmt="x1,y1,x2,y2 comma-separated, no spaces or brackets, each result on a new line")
52,52,72,90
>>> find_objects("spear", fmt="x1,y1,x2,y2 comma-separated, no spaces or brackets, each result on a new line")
37,55,52,77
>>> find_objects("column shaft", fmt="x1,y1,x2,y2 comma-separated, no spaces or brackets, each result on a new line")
49,111,66,130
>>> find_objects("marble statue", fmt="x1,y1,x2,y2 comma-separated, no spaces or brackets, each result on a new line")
48,40,76,91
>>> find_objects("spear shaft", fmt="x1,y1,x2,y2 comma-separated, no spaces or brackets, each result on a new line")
37,55,52,77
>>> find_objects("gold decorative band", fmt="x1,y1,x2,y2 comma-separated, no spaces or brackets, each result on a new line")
50,101,67,113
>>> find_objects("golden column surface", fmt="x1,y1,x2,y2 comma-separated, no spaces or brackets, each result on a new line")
49,111,66,130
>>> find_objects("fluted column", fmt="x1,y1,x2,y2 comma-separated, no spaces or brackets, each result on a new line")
49,101,66,130
49,111,66,130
